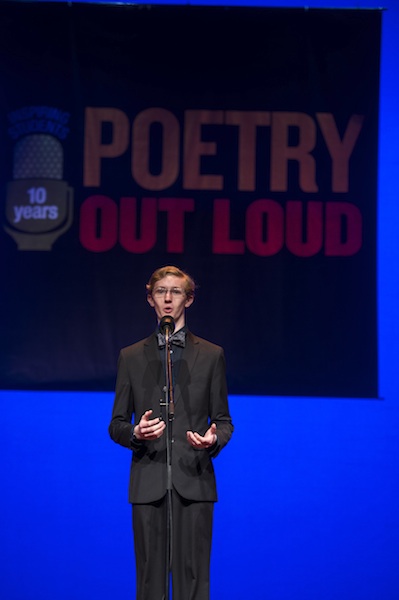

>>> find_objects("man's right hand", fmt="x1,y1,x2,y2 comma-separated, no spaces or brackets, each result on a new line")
134,409,166,440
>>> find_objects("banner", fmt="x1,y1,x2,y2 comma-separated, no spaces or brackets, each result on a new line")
0,3,381,396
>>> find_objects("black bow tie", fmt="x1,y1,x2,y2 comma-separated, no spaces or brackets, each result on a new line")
157,329,186,349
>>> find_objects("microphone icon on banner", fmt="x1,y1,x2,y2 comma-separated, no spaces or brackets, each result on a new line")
4,133,74,250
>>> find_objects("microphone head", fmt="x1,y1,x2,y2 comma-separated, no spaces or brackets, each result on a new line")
14,134,64,179
159,315,175,335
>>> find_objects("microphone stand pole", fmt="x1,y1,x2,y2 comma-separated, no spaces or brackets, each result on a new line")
162,328,175,600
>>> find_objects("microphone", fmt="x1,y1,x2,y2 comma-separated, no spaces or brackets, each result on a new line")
159,316,175,418
159,315,175,335
4,128,74,250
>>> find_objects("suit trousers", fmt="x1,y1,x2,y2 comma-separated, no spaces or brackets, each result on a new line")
132,488,214,600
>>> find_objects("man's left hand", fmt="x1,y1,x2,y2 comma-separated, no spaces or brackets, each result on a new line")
186,423,217,449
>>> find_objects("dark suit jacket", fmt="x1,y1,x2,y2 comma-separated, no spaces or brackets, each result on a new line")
109,331,233,504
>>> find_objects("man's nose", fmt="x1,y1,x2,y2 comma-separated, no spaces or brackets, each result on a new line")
164,290,173,300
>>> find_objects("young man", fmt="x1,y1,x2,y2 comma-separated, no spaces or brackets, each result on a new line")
109,265,233,600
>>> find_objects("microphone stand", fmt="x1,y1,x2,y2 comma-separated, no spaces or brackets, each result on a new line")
162,326,175,600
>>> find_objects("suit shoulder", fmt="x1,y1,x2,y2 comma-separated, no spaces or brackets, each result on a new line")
189,332,224,355
119,335,153,358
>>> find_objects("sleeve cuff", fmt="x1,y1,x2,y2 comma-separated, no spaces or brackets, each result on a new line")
207,435,219,458
130,426,143,450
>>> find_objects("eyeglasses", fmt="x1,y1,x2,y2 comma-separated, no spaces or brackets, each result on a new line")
153,287,186,298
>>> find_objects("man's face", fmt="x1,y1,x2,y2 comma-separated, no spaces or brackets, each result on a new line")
147,275,194,331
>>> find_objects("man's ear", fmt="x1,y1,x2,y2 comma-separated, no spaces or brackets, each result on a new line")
147,294,155,308
185,296,194,309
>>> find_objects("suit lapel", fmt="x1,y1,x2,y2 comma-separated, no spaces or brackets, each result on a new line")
143,334,164,395
174,331,199,404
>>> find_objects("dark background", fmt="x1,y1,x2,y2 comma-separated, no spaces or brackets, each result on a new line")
0,3,380,396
